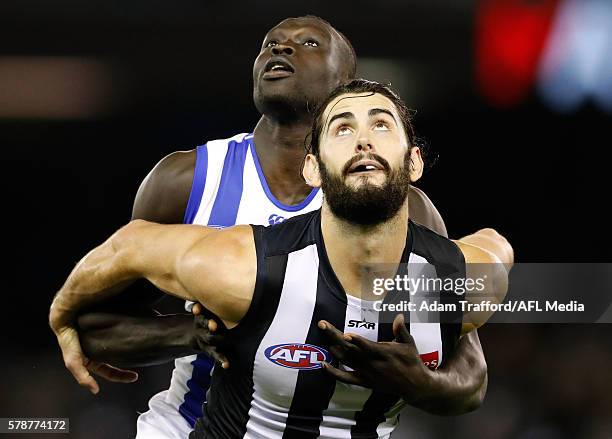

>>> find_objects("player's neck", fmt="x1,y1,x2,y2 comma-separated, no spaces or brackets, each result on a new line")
321,200,410,298
252,115,314,205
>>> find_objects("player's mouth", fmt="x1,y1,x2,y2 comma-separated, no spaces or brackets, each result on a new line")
347,159,385,176
262,58,295,79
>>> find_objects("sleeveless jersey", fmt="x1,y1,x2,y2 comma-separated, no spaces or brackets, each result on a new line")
192,209,465,439
137,132,323,437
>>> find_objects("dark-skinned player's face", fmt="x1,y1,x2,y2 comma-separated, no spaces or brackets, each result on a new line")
253,18,350,114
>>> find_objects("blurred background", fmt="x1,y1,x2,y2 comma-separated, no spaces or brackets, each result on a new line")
1,0,611,437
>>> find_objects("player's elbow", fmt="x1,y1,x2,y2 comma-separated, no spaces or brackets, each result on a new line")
476,228,514,269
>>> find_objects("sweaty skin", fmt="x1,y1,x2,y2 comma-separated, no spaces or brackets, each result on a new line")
75,16,487,415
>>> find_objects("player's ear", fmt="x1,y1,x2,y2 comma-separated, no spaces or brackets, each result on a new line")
408,147,424,183
302,153,322,188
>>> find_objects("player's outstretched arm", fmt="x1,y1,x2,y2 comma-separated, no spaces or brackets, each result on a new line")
49,221,255,393
76,312,202,367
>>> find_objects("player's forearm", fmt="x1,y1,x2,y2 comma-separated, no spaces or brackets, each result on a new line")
78,312,198,367
409,330,488,415
50,219,201,333
50,224,143,332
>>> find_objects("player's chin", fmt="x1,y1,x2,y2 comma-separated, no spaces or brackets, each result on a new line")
258,75,298,92
345,173,387,188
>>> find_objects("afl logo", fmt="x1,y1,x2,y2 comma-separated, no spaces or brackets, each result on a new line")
268,214,286,225
264,343,331,370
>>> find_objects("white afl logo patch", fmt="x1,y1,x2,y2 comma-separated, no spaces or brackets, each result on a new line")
264,343,331,370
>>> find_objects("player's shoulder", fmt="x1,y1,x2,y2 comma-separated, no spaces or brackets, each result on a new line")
145,132,250,183
410,219,465,268
133,132,251,223
150,149,198,183
132,149,197,222
205,132,251,150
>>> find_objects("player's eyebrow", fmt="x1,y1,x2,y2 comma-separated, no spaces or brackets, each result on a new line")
369,108,397,123
327,112,354,130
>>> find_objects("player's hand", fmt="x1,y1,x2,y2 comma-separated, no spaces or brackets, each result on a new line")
318,314,436,402
51,308,138,394
192,303,230,369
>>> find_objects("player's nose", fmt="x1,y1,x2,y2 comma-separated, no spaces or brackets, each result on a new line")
271,43,295,56
355,136,375,153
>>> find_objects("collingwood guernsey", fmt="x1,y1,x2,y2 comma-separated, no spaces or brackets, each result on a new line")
192,209,465,439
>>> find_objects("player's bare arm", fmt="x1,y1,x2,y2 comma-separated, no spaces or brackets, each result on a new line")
49,221,256,394
77,312,201,367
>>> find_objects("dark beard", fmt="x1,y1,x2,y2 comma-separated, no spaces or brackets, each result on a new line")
319,152,411,227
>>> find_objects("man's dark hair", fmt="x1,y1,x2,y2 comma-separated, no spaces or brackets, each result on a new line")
306,79,416,157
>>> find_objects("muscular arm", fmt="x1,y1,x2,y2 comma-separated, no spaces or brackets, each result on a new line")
417,229,512,414
77,312,199,367
49,221,255,393
77,150,199,366
408,187,489,414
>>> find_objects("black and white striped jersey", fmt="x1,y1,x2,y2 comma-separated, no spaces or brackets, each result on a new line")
192,209,465,439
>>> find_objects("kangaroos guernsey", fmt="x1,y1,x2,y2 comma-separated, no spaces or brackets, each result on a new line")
191,209,465,439
136,133,323,438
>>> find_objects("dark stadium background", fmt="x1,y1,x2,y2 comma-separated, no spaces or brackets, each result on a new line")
1,1,611,438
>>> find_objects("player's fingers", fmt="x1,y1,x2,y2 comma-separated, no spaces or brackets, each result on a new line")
392,314,416,348
328,344,349,363
87,361,139,383
64,353,99,394
207,318,218,332
57,327,99,394
322,363,367,386
319,320,352,345
194,315,221,335
194,315,210,331
343,334,376,354
207,349,230,370
192,303,203,315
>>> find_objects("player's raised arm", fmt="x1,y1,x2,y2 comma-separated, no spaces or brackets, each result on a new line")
455,228,513,335
49,221,256,393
